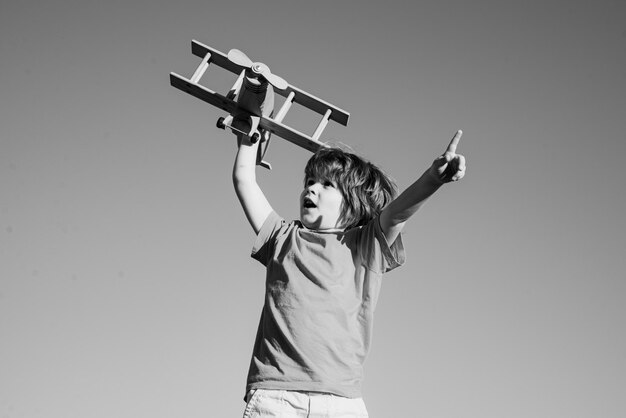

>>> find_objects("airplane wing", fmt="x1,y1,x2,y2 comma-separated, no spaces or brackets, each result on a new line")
170,72,328,152
189,40,349,127
170,40,350,153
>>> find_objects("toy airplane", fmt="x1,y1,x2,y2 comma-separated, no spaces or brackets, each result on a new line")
170,40,350,169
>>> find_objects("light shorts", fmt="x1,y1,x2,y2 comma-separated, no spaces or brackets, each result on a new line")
242,388,369,418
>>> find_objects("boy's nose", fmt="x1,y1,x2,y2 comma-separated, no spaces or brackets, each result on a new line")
307,183,321,193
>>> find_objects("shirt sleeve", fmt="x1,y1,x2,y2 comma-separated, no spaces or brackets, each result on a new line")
251,211,285,266
359,216,406,274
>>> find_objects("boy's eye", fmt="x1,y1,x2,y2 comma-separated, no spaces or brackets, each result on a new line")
304,178,335,188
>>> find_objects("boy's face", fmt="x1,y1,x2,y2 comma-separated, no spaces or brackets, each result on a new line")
300,177,345,231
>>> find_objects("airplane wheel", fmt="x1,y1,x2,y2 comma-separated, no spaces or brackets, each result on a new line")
250,132,261,144
216,117,226,129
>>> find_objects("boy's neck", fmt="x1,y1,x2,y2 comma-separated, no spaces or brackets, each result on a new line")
303,225,346,234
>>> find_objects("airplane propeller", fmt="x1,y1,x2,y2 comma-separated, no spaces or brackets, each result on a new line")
227,49,289,90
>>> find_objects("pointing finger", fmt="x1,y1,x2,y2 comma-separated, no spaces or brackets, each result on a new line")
445,130,463,155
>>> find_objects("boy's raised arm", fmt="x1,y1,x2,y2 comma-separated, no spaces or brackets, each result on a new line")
232,134,274,234
380,130,466,245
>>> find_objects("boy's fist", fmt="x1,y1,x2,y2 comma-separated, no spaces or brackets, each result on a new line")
429,130,466,184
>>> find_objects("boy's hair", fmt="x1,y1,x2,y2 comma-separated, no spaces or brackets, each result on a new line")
304,147,397,229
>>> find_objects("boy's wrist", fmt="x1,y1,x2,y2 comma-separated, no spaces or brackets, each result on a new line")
234,135,261,176
424,167,446,187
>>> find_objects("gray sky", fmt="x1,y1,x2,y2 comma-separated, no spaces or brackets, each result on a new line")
2,0,625,417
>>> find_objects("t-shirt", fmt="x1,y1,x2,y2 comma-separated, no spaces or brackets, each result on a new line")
245,211,405,398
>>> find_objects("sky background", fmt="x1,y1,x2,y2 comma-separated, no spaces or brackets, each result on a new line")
1,0,625,417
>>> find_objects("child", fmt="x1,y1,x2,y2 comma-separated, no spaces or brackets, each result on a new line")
233,131,466,417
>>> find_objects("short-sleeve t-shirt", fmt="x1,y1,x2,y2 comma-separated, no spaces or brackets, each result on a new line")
246,211,405,399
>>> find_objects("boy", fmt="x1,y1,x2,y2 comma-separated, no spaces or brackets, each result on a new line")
233,131,466,417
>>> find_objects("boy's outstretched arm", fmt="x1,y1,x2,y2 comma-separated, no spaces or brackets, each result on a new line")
232,134,273,234
379,130,466,244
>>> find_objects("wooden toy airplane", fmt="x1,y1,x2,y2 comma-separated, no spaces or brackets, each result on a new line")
170,40,350,169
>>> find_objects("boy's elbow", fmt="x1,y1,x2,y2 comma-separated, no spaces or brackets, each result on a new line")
232,168,241,186
232,170,256,195
232,163,253,185
232,172,246,194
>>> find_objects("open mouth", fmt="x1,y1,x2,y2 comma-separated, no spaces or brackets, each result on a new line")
303,198,317,209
